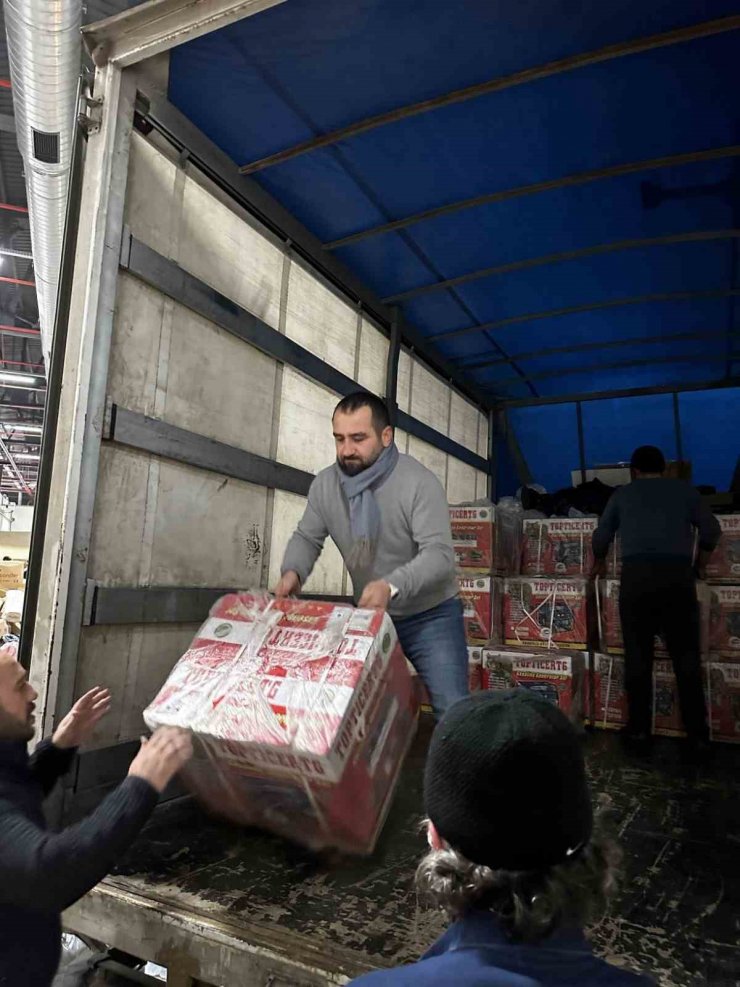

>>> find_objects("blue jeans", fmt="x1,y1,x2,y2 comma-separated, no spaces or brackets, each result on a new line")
392,596,470,719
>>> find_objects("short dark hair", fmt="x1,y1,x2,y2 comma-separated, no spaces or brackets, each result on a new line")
333,391,391,433
630,445,666,474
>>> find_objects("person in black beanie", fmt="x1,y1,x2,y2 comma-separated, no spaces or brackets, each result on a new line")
349,690,654,986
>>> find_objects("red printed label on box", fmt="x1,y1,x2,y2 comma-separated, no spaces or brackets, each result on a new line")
503,578,588,650
450,504,495,570
709,585,740,657
706,662,740,744
480,647,584,721
521,518,596,577
459,575,494,642
705,516,740,582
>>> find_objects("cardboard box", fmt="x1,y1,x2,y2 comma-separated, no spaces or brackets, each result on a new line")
521,518,596,577
705,516,740,582
480,646,585,722
459,574,499,643
449,503,495,571
0,561,24,592
586,653,628,730
503,578,588,650
706,661,740,744
145,594,418,854
709,585,740,658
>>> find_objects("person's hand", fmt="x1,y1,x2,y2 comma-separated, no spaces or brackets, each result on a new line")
273,570,301,599
52,686,112,749
590,558,607,580
128,727,193,794
358,580,392,610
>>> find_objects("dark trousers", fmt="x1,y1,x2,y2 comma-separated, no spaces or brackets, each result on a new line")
619,558,708,742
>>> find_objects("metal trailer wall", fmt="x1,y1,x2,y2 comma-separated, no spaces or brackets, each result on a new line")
30,76,488,778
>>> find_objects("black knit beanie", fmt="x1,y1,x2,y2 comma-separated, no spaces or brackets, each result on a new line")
424,689,593,872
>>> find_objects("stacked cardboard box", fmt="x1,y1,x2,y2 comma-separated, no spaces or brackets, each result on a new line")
450,503,495,572
480,646,585,722
705,661,740,743
709,585,740,659
705,516,740,582
503,578,589,651
521,518,596,577
458,574,501,644
144,593,418,854
584,653,628,730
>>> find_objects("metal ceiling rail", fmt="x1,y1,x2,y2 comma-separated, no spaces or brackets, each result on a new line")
497,376,740,408
456,328,740,370
431,289,740,341
324,145,740,250
83,0,287,68
238,15,740,175
483,351,738,389
385,229,740,305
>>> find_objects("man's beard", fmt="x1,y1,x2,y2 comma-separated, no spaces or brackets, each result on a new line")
0,706,34,742
338,447,382,477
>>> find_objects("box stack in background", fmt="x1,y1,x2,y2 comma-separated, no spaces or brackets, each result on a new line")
480,646,585,722
503,578,589,651
145,593,419,853
704,515,740,743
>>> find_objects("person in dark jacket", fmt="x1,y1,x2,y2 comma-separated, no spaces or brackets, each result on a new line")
349,690,654,987
592,446,721,755
0,644,193,987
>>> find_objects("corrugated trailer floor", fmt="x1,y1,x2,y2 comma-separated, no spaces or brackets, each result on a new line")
65,722,739,987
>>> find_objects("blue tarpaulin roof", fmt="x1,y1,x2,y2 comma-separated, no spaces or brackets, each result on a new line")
167,0,740,487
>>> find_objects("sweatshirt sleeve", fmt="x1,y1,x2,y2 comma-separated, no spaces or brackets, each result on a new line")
383,472,456,603
281,477,329,585
0,776,158,913
592,493,621,560
29,739,77,798
690,491,722,552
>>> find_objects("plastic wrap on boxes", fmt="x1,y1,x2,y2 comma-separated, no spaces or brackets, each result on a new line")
480,646,585,722
459,574,501,643
494,497,523,575
449,502,494,571
706,516,740,582
503,578,588,650
585,653,628,730
709,585,740,658
521,518,596,577
706,661,740,743
144,593,418,854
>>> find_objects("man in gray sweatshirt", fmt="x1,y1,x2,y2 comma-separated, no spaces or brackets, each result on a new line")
274,391,468,717
592,445,721,755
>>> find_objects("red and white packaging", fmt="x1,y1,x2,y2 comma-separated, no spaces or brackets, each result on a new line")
705,516,740,582
709,585,740,658
413,645,482,712
480,646,585,722
585,653,628,730
144,593,418,854
521,518,596,577
706,661,740,743
459,574,500,643
503,578,588,650
450,503,495,571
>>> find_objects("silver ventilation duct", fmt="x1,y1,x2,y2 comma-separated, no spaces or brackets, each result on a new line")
3,0,82,369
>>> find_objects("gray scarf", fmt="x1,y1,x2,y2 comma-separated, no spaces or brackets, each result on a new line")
337,442,400,570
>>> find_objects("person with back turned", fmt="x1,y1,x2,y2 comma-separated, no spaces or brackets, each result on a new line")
591,445,721,758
